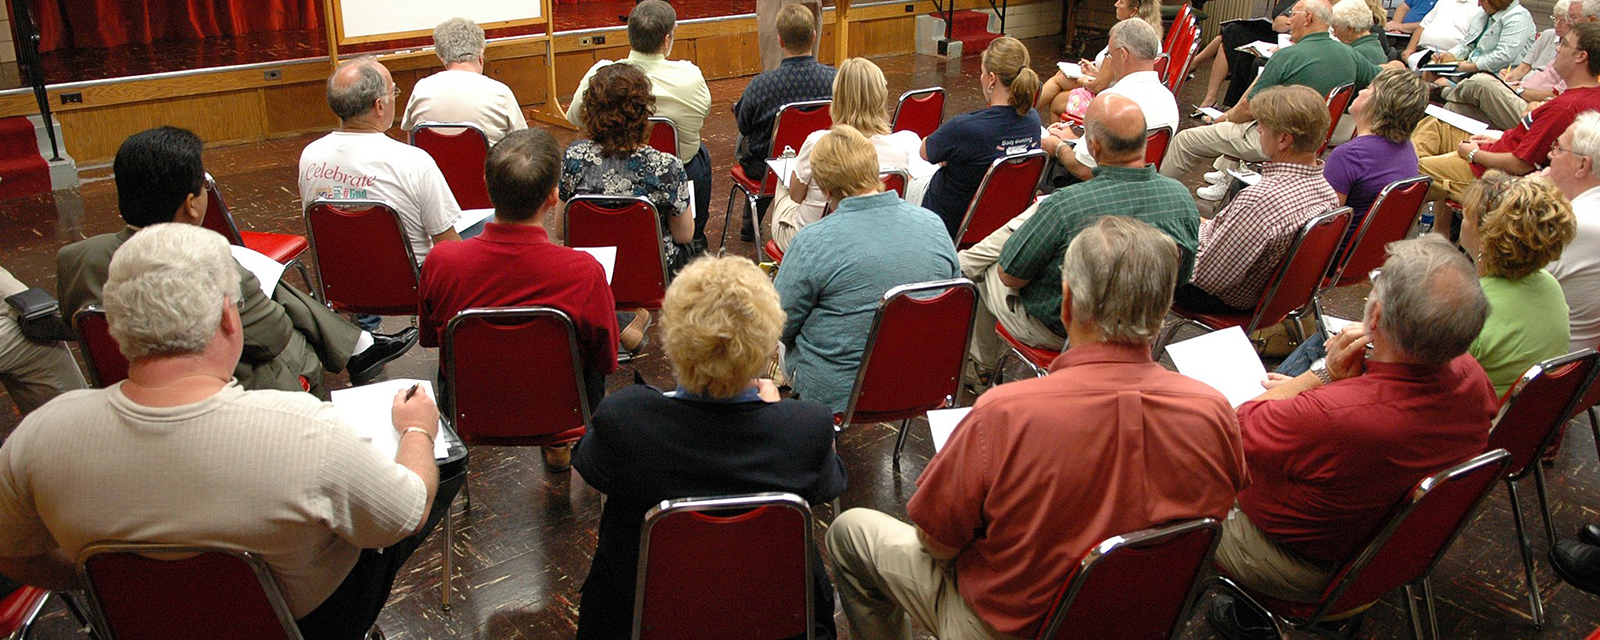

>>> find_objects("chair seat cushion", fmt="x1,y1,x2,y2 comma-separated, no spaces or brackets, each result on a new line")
0,585,47,633
765,240,784,263
996,322,1060,370
730,165,762,194
240,231,309,265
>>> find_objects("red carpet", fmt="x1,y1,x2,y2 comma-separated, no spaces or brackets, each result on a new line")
0,118,50,199
948,9,1001,56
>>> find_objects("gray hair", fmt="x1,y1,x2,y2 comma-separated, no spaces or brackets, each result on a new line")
433,18,486,64
1108,18,1161,61
1303,0,1334,25
1569,110,1600,167
1582,0,1600,19
1369,235,1488,367
1061,216,1180,344
103,224,242,361
1330,0,1373,29
1557,0,1575,20
1084,117,1146,159
327,56,387,120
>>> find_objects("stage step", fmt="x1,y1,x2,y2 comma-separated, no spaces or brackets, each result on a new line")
948,10,1001,56
0,117,51,200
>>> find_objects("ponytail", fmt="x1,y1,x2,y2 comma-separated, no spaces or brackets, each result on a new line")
1009,67,1041,116
982,36,1040,117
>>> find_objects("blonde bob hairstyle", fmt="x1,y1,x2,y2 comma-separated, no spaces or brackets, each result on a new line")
1465,172,1577,280
831,58,892,137
662,256,786,398
810,125,883,202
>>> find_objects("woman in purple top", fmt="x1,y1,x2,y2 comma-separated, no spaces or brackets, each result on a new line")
1323,68,1431,248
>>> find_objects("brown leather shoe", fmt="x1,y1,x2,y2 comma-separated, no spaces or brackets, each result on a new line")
542,443,574,472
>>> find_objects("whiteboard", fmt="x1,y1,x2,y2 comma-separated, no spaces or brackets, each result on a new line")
332,0,544,45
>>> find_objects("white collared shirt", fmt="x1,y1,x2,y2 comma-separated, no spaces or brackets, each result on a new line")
1547,185,1600,352
1074,70,1179,169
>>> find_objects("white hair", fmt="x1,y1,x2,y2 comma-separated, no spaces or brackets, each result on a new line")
433,17,486,64
1557,0,1574,20
1109,18,1161,61
1582,0,1600,19
102,223,241,361
1570,111,1600,167
1061,216,1180,344
1330,0,1373,29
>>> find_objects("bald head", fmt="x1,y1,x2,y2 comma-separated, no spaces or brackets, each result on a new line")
1084,93,1148,165
326,56,392,122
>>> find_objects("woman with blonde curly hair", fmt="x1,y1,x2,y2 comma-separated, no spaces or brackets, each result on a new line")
1460,172,1577,395
572,255,846,640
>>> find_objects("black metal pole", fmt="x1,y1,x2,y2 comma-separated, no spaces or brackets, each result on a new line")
13,0,60,161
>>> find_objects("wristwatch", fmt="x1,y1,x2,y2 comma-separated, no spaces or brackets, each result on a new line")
1310,358,1334,385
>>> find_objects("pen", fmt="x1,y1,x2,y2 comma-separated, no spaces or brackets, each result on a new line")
405,383,420,401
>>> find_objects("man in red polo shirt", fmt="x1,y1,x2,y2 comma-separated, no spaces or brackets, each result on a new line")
418,129,619,472
1207,236,1498,640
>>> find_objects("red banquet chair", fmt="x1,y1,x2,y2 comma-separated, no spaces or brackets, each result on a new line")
304,198,421,316
410,122,493,211
1164,21,1202,93
647,116,678,157
1215,449,1513,640
1036,518,1221,640
1145,127,1174,168
439,306,593,609
73,305,127,388
201,173,313,288
1,585,51,640
762,169,912,265
954,150,1049,250
1312,176,1432,321
79,542,307,640
836,279,978,469
634,492,814,640
1164,4,1193,52
891,87,946,139
1155,207,1352,355
1486,349,1600,627
563,195,670,310
724,99,832,253
1318,84,1357,157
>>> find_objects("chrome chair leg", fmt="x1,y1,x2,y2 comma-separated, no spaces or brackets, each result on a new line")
1533,461,1558,550
1423,576,1439,640
441,497,455,611
991,350,1012,387
1591,406,1600,463
892,418,912,471
719,185,740,254
1403,583,1426,640
1507,480,1545,627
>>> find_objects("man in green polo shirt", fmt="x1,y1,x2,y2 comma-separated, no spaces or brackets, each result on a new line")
961,93,1200,377
1159,0,1381,199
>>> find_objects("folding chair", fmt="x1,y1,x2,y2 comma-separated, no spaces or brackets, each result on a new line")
1155,208,1352,354
1163,4,1193,53
634,493,814,640
1037,518,1221,640
723,100,832,254
1163,20,1202,93
304,199,420,316
953,150,1049,250
1486,349,1600,627
564,195,670,310
202,173,312,288
1,586,50,640
410,122,493,211
1312,176,1432,322
647,116,678,157
72,305,126,388
891,87,946,139
1145,127,1174,168
1317,84,1357,157
762,169,912,265
836,279,977,469
438,306,593,609
1214,449,1513,640
79,542,306,640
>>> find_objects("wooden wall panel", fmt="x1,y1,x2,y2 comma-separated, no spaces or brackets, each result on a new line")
694,33,760,80
485,55,548,106
61,90,264,163
263,81,339,138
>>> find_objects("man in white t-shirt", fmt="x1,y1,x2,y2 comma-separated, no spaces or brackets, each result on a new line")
0,223,458,640
301,56,463,265
1543,111,1600,353
1045,18,1178,182
1402,0,1484,58
402,18,528,145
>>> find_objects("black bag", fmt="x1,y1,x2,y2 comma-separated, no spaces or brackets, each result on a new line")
6,288,73,342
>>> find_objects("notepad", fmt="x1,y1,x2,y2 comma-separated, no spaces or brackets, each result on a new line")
455,207,495,234
230,245,286,295
926,407,972,453
1426,104,1494,136
1237,41,1278,58
1323,315,1358,337
1057,61,1085,78
1227,167,1262,187
574,246,616,284
1166,327,1269,407
1196,106,1226,121
331,378,450,461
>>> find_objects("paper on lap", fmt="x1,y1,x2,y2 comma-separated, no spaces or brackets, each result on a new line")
331,378,450,461
230,245,285,295
1057,61,1084,78
1323,315,1358,337
1166,327,1269,408
1425,105,1493,136
926,407,972,453
574,246,616,284
455,208,495,234
1196,106,1226,121
765,159,796,190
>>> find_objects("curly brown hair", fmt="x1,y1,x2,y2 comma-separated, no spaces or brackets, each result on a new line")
1467,172,1577,280
580,63,655,157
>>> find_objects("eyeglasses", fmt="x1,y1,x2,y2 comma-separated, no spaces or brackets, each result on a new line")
1369,268,1383,284
386,85,401,100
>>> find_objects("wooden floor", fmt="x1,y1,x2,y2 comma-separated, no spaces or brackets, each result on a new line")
4,34,1600,640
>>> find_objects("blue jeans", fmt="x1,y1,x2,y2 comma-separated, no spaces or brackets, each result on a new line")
684,145,713,241
1276,331,1326,376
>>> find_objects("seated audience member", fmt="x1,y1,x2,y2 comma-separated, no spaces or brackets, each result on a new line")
1042,18,1179,182
828,216,1248,640
1442,0,1591,130
401,17,528,145
1413,21,1600,206
1160,0,1376,201
733,3,835,184
1207,235,1496,639
420,129,621,472
1401,0,1488,59
2,223,460,640
1194,0,1296,111
758,0,823,71
1426,0,1535,77
61,127,416,397
776,125,959,413
560,62,693,275
0,264,84,415
1176,85,1339,313
1035,0,1163,122
569,0,713,252
1387,0,1439,34
1333,0,1391,64
963,93,1199,381
770,57,920,250
1457,173,1574,396
1542,111,1600,353
572,256,846,640
300,56,464,265
1324,68,1430,246
921,36,1043,238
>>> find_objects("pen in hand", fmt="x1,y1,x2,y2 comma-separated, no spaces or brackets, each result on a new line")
404,383,420,401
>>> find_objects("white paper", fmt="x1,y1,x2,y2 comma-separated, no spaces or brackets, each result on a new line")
926,407,972,453
230,245,286,296
1167,327,1270,407
1277,32,1293,48
574,246,616,284
455,207,495,234
1238,41,1278,58
765,158,796,191
1323,315,1358,337
1425,104,1492,136
1227,167,1262,187
1197,106,1226,121
1057,61,1084,78
331,378,450,460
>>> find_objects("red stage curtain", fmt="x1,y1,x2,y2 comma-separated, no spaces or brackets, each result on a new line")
32,0,324,52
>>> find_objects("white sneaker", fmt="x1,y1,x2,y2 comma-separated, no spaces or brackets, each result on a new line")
1203,170,1230,185
1197,182,1231,201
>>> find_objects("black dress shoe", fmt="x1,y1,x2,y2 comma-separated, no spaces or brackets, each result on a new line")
1580,524,1600,547
1553,539,1600,595
1206,594,1277,640
347,327,419,383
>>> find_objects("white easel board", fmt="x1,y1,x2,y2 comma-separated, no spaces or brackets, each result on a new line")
330,0,545,45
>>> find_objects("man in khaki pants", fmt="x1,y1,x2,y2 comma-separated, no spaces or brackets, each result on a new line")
759,0,823,70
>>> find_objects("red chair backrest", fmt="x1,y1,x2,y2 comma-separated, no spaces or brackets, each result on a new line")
73,306,127,388
647,117,678,157
81,544,303,640
840,279,977,426
1145,128,1173,167
892,87,946,139
200,173,245,246
1328,176,1432,289
1164,4,1193,52
955,150,1048,249
882,169,910,199
635,493,812,640
1570,344,1600,421
1490,350,1600,478
1307,449,1511,619
444,307,590,446
0,585,48,636
772,100,833,161
1318,84,1356,156
304,199,420,315
1153,55,1171,82
1037,518,1221,640
1246,207,1351,333
1168,25,1203,93
563,195,669,309
411,123,492,211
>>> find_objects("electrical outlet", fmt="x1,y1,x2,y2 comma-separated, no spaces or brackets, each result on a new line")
263,69,282,81
594,35,606,44
579,36,592,46
905,3,915,11
60,92,82,104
